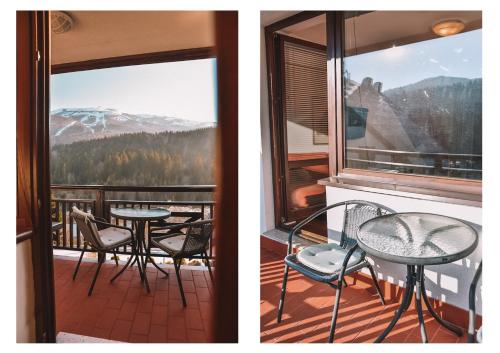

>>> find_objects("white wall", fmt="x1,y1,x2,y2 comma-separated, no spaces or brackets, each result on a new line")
286,120,329,154
326,186,482,313
17,240,36,342
260,27,275,233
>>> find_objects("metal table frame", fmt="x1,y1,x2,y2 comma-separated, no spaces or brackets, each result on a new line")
356,212,479,343
110,207,171,292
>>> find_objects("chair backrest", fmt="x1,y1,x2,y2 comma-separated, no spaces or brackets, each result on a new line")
70,206,104,249
340,201,392,248
180,219,214,255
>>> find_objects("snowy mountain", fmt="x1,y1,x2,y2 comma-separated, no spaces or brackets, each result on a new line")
50,107,215,145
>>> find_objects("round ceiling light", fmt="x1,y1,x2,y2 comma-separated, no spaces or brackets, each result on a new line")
432,19,465,37
51,11,74,34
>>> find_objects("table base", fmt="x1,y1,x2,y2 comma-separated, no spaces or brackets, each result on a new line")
376,265,463,343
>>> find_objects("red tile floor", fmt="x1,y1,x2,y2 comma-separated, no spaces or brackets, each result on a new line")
54,256,213,343
260,246,468,343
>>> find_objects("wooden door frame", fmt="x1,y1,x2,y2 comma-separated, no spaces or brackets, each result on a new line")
17,10,56,342
264,11,327,229
212,11,238,343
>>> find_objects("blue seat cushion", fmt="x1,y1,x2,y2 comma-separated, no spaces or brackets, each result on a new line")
296,243,364,274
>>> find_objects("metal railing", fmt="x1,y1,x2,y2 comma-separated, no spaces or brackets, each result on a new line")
51,184,216,258
346,147,482,179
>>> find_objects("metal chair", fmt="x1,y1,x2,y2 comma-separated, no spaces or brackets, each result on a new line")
468,261,482,343
150,219,214,306
277,200,392,343
71,206,138,296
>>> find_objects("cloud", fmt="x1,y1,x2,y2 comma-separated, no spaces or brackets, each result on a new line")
429,58,439,63
439,65,450,72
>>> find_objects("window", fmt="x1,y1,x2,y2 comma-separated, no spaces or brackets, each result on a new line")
50,58,217,190
342,11,482,181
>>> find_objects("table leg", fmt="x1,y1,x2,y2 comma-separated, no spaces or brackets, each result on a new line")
415,266,428,343
375,265,415,343
143,231,169,277
136,221,150,293
420,266,463,336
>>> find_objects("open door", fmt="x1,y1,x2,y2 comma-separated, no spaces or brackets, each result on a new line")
266,14,329,241
16,11,56,342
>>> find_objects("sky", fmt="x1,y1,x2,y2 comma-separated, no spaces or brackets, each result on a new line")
51,58,217,122
345,29,482,91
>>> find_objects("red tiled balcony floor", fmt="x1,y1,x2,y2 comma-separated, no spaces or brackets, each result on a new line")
54,257,213,343
260,246,468,343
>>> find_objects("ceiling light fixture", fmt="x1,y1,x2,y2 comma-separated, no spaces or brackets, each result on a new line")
432,19,465,37
51,11,74,34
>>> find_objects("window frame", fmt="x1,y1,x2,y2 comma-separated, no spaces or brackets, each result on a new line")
51,46,215,74
324,11,482,206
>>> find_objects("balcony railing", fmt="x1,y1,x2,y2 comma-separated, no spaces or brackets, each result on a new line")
346,147,482,179
50,184,216,259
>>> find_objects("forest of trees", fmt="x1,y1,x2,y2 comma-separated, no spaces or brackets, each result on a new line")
50,128,216,201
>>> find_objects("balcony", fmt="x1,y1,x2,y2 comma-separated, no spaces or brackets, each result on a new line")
260,244,474,343
51,185,215,343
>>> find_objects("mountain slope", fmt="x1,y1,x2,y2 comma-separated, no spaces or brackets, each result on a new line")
50,107,215,145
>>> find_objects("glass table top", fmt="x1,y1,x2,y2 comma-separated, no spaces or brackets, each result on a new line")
357,213,478,265
109,207,171,221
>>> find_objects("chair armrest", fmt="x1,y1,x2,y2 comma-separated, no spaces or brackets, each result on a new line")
150,223,188,235
337,244,359,286
150,232,185,243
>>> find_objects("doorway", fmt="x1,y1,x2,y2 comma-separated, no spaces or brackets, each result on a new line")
266,14,329,242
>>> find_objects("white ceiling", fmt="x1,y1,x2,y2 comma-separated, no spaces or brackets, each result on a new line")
51,11,215,65
278,11,482,50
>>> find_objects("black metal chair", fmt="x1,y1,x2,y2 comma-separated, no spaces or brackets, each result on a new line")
71,206,138,296
277,200,392,343
150,219,214,306
468,261,482,343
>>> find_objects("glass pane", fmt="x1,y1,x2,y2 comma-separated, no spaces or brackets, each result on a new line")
343,11,482,180
50,59,217,198
283,41,329,213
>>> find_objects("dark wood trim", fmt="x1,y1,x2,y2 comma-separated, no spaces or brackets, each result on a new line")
51,184,216,193
264,11,325,34
213,11,238,343
29,11,57,343
17,230,34,244
51,46,215,74
326,12,339,177
265,29,286,228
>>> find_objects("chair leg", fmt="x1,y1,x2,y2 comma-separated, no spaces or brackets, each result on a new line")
368,264,386,306
110,249,135,283
328,279,344,343
277,264,290,323
203,251,214,282
88,253,105,296
174,259,187,307
72,248,85,280
112,250,119,266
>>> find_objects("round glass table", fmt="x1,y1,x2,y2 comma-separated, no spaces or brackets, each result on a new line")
357,212,478,343
110,207,171,292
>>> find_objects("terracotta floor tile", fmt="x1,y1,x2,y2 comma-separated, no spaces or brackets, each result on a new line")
260,247,467,344
187,329,207,343
148,324,168,343
54,258,213,343
110,319,132,342
129,333,149,343
131,312,151,336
